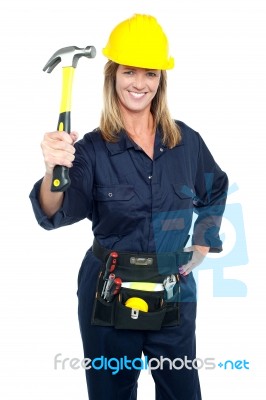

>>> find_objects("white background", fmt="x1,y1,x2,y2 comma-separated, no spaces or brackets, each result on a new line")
0,0,265,398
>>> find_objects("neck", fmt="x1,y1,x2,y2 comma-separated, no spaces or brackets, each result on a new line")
122,110,155,139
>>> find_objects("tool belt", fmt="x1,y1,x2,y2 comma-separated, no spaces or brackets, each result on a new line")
91,239,193,331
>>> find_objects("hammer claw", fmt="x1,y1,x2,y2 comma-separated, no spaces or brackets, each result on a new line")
43,45,96,72
43,57,61,73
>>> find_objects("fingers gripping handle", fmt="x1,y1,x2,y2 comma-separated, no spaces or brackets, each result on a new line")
51,67,74,192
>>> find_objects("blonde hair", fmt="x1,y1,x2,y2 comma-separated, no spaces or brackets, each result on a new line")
99,61,181,148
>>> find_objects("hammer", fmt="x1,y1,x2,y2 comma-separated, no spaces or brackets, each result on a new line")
43,45,96,192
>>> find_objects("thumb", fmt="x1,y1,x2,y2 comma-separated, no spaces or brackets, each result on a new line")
70,131,79,144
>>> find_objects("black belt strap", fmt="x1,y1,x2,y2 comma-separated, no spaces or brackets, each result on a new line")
92,238,193,270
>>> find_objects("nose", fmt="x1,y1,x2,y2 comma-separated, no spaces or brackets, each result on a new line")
132,72,146,90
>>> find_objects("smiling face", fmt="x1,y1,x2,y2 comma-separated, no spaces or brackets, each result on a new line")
115,65,161,115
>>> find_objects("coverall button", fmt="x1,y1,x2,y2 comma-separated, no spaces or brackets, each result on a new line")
108,192,113,197
159,147,164,152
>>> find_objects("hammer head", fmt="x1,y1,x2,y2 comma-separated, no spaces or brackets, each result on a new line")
43,45,96,73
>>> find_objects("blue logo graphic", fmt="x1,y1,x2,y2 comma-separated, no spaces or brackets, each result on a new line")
153,181,249,298
192,183,249,297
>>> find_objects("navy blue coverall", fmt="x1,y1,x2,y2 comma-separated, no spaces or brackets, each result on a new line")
30,121,228,400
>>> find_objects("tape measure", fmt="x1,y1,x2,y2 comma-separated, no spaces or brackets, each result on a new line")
125,297,148,312
122,282,164,291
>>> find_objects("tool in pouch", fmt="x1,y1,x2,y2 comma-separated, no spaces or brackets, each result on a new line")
92,246,184,331
100,251,123,302
43,45,96,192
163,274,179,300
102,274,122,303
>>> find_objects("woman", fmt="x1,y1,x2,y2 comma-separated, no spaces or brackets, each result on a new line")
30,14,228,400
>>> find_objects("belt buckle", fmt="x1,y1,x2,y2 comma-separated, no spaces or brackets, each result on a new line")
130,257,153,266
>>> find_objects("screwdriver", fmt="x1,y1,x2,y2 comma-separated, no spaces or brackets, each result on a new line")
105,276,122,302
103,252,118,280
102,273,115,299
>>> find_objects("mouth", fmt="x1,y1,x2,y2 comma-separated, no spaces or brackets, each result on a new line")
128,91,147,99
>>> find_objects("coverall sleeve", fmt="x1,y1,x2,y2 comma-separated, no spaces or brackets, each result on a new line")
29,135,95,230
192,133,228,252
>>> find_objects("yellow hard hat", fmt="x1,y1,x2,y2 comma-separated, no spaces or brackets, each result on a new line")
102,14,174,70
125,297,149,312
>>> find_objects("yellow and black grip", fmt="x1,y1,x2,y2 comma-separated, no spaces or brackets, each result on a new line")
51,67,75,192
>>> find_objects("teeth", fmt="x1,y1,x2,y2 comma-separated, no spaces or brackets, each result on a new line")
129,92,145,98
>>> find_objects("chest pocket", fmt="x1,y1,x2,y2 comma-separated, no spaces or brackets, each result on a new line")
172,183,195,209
93,185,136,235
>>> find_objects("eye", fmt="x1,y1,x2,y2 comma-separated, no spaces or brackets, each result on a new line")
123,70,134,75
146,72,157,77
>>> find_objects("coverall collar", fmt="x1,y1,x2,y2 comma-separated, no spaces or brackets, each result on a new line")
105,127,181,156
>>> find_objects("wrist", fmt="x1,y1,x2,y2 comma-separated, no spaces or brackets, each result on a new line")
44,171,53,177
193,245,210,256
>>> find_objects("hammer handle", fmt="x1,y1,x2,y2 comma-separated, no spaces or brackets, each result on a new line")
50,112,71,192
51,67,74,192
